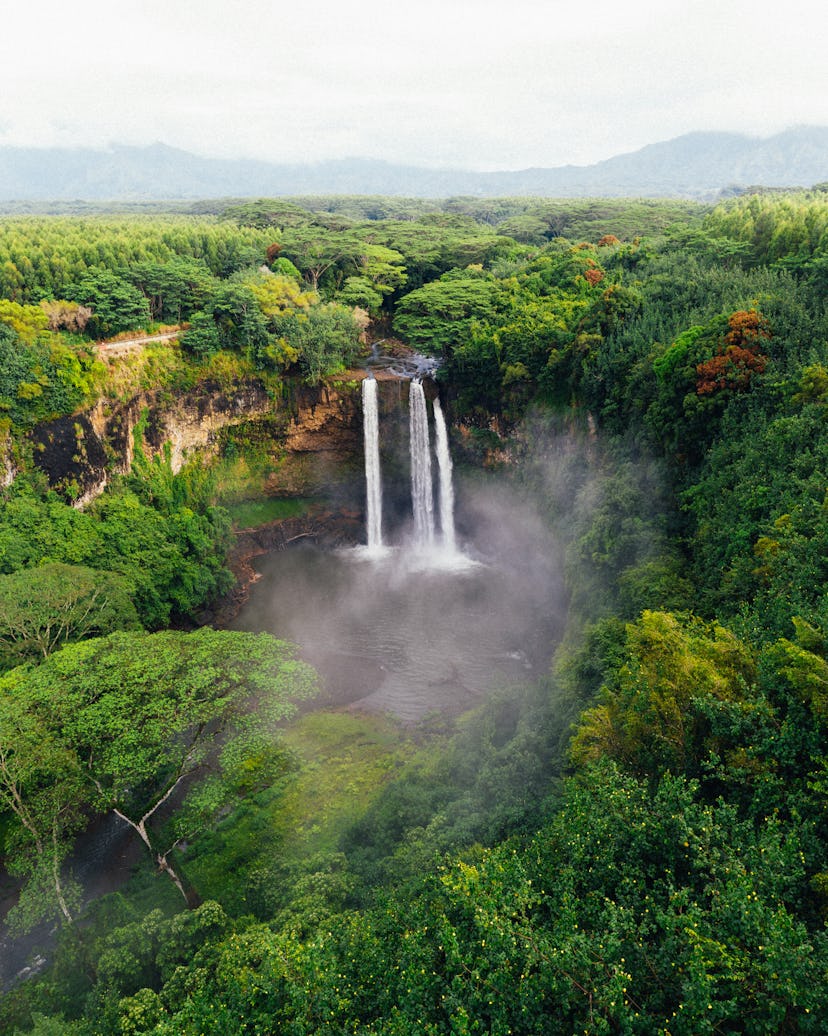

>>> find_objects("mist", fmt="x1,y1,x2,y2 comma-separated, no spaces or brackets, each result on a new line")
230,388,674,735
231,470,568,723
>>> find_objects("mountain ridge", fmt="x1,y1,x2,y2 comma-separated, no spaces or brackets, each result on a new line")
0,127,826,201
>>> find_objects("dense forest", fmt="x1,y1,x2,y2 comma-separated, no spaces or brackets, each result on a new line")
1,186,828,1034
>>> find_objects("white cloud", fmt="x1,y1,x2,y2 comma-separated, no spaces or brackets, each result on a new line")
0,0,825,168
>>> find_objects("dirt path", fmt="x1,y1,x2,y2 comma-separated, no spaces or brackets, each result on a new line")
98,328,182,357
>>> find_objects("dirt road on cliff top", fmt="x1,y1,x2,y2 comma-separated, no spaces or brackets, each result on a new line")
98,328,182,356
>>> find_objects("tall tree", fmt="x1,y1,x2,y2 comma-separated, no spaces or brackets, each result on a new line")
0,667,85,930
277,228,363,291
65,269,151,337
0,562,140,671
0,629,318,917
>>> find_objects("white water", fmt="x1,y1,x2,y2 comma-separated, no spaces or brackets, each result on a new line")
362,377,383,549
432,396,456,552
409,379,435,546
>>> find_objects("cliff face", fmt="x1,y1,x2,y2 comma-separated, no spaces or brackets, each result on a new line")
25,372,399,507
28,378,274,505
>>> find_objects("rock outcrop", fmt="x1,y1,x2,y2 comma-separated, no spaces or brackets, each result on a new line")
25,371,405,508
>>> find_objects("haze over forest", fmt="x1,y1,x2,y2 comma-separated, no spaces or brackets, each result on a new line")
1,127,827,202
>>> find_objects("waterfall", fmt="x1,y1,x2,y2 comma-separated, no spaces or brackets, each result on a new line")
409,379,435,546
362,374,458,555
362,376,383,549
432,396,456,552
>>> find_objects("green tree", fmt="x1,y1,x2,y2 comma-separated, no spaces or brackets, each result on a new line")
250,273,317,319
0,629,318,912
571,610,756,775
125,258,217,324
0,667,86,929
0,483,232,628
178,309,221,358
277,227,363,291
347,242,407,311
269,302,362,384
0,562,140,670
0,325,100,429
0,300,50,345
209,283,269,353
393,269,508,355
65,269,151,337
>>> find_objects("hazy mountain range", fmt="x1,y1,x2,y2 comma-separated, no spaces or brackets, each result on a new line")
0,127,826,203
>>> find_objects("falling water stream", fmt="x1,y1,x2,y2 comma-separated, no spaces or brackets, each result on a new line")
409,379,435,547
432,396,456,552
362,376,383,550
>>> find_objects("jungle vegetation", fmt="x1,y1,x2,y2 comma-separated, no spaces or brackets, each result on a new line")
2,187,828,1033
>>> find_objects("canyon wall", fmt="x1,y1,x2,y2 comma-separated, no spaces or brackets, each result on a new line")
23,371,405,507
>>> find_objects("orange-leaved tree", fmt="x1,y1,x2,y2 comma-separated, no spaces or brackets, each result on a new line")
695,309,770,395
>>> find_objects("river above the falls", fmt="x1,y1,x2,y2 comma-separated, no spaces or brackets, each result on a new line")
230,480,567,722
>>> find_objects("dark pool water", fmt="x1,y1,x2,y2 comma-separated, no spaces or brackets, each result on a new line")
231,483,566,721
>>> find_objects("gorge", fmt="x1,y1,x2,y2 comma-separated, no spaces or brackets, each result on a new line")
231,367,565,721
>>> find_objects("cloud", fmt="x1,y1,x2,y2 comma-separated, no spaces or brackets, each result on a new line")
0,0,825,168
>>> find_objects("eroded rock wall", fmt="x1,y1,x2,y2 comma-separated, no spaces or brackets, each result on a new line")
28,378,274,504
25,373,392,507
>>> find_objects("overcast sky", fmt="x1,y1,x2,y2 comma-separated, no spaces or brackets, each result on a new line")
0,0,825,170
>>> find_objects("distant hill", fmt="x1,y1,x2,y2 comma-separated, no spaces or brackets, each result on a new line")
0,128,826,202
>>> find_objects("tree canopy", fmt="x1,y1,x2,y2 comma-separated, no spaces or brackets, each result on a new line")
0,628,318,926
0,562,140,670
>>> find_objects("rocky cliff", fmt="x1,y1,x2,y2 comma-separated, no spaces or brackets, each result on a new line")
27,378,273,505
25,371,406,508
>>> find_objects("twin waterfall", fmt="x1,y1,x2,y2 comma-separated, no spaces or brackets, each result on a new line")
362,376,456,552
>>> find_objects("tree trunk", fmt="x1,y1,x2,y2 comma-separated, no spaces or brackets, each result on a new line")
115,809,197,906
156,851,199,907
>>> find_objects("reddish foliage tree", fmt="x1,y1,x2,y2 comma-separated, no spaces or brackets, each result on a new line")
724,309,771,349
584,267,605,286
696,310,770,395
696,346,768,395
597,234,621,247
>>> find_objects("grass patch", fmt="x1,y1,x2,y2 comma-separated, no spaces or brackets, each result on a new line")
182,710,415,909
102,340,193,399
276,711,413,856
102,345,274,403
227,496,316,529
